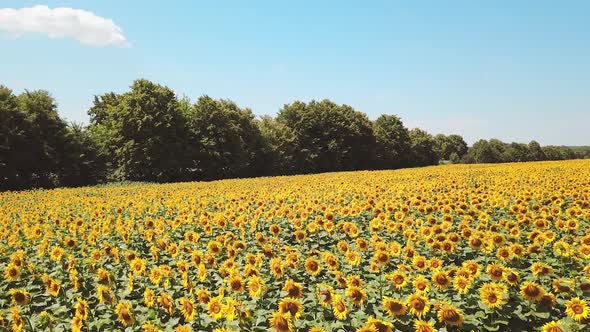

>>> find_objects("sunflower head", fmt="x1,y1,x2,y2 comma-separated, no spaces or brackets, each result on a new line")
407,293,430,317
269,311,292,332
383,297,407,317
520,282,545,302
436,303,465,326
115,301,134,327
565,297,590,322
332,295,349,320
278,297,303,320
9,288,30,305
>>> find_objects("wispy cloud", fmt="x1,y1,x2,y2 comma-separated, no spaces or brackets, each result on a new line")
0,5,127,47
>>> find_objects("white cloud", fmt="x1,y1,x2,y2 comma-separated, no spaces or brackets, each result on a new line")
0,5,127,47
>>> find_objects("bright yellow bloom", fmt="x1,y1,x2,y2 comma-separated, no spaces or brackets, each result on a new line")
565,297,590,322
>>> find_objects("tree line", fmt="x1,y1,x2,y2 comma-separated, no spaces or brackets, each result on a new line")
1,79,588,190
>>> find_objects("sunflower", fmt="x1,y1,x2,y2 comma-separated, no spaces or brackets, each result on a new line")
283,279,303,298
208,296,226,320
71,315,83,332
520,282,545,302
48,279,61,297
195,288,210,304
97,268,112,285
431,270,451,290
345,286,367,306
309,328,326,332
453,275,472,294
462,260,480,278
304,257,322,276
270,258,285,278
346,250,361,266
144,288,156,307
387,271,408,290
552,279,573,293
158,292,174,315
541,321,566,332
332,294,349,320
50,247,65,261
407,293,430,317
413,319,436,332
294,230,306,242
227,275,244,293
247,275,265,298
479,283,507,309
540,292,557,307
179,297,196,321
279,297,303,320
316,284,334,307
565,297,590,322
74,297,89,320
383,297,407,317
116,301,134,327
374,250,390,265
175,325,192,332
412,256,428,271
356,326,378,332
486,263,504,281
531,262,553,277
436,303,464,326
503,268,520,285
97,284,113,304
9,288,30,305
149,266,162,285
413,276,430,293
4,263,21,281
270,311,293,332
366,317,393,332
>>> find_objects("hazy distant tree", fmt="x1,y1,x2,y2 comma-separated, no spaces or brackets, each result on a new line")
373,114,411,169
469,139,496,163
408,128,438,166
502,142,530,162
433,134,468,161
527,140,546,161
449,152,461,164
277,99,376,173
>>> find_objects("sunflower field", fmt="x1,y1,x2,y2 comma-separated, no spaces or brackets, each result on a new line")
1,160,589,332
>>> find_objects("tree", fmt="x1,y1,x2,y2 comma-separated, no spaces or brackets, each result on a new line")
59,123,107,186
87,79,188,182
527,140,546,161
469,139,495,163
502,142,530,162
277,99,376,173
0,86,34,189
408,128,438,167
372,114,411,169
184,96,266,180
257,116,298,175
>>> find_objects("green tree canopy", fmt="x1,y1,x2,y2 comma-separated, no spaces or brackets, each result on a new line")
373,114,411,169
277,99,375,173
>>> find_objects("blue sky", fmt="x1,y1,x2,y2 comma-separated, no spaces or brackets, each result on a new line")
1,1,589,145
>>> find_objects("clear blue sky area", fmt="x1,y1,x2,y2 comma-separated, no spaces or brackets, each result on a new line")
1,1,589,145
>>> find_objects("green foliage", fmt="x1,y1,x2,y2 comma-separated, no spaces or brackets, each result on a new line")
373,114,411,169
433,134,468,161
88,79,188,182
277,99,376,173
408,128,438,166
1,79,586,190
184,96,266,180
